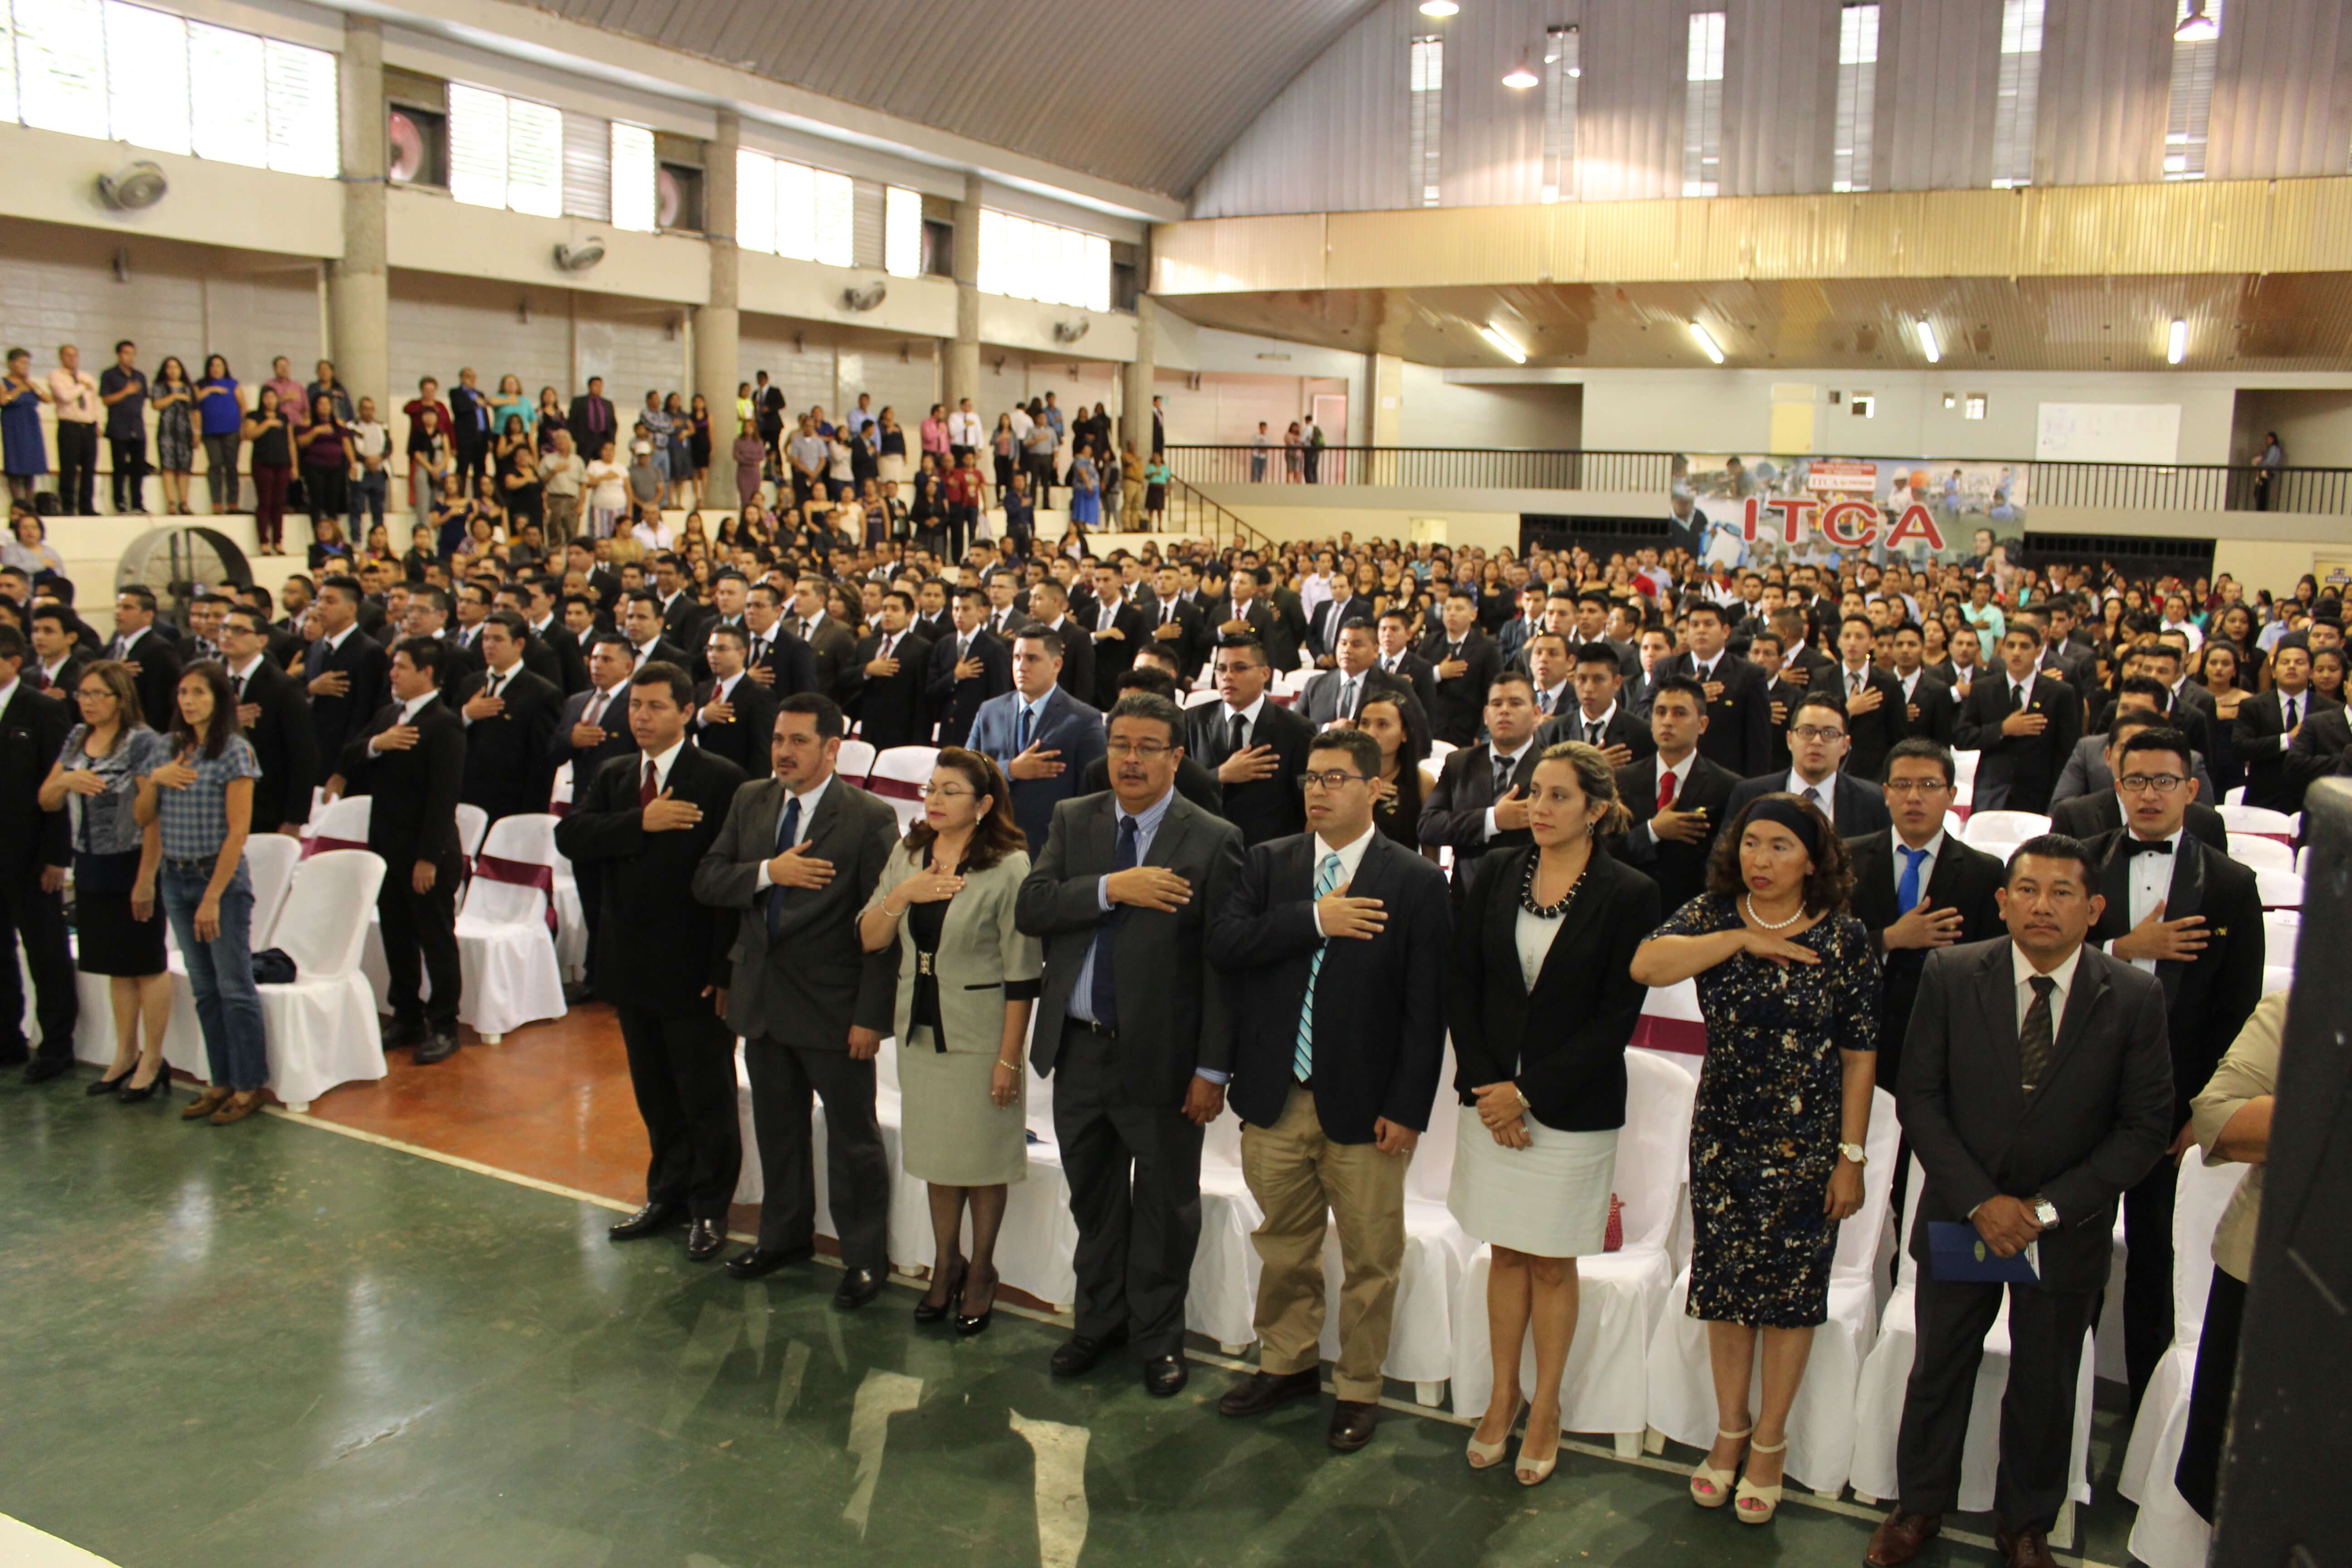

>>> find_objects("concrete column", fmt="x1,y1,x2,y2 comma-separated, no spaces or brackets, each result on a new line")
1122,292,1158,456
943,173,982,413
326,15,388,410
1369,352,1405,446
693,110,741,421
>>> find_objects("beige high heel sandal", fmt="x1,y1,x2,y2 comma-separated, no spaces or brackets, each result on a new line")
1734,1436,1789,1524
1690,1425,1752,1508
1465,1394,1524,1470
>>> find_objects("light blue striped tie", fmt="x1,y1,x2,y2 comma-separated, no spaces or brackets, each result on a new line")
1295,852,1345,1082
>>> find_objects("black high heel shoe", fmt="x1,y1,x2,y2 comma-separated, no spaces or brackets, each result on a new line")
88,1067,137,1096
955,1269,998,1337
117,1059,169,1103
912,1262,966,1325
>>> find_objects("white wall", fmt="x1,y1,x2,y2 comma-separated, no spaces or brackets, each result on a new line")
1154,372,1313,445
1401,363,1581,447
737,315,941,426
0,123,343,258
2233,389,2352,468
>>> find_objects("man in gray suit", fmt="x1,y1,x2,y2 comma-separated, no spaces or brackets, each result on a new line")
2051,676,2214,804
692,692,902,1307
1016,692,1245,1399
1867,833,2173,1568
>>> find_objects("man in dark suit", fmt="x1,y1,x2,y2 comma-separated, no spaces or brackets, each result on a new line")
1725,691,1892,837
1259,571,1312,674
0,624,75,1080
691,694,902,1304
2085,726,2264,1414
689,624,777,779
2051,702,2226,842
787,576,862,709
306,573,392,797
1831,613,1906,780
1667,601,1772,777
339,637,467,1065
1493,582,1547,671
651,554,712,654
1307,583,1377,668
24,605,89,701
559,662,747,1263
566,374,616,454
219,606,317,836
1077,664,1224,814
1081,562,1148,709
1416,590,1503,748
1298,619,1418,735
451,612,560,824
1142,563,1205,681
849,591,931,753
740,584,819,701
1748,630,1806,775
551,636,643,976
1015,692,1245,1397
1419,669,1546,896
926,588,1013,749
2283,694,2352,794
619,592,687,676
1536,640,1656,765
2055,678,2215,804
1869,834,2174,1568
1372,609,1438,714
969,627,1107,853
1206,725,1450,1450
909,578,953,647
106,586,182,737
1568,587,1643,682
509,579,589,696
1019,579,1095,706
2236,639,2337,812
1611,676,1737,915
1187,634,1313,848
1955,627,2082,814
1888,624,1957,747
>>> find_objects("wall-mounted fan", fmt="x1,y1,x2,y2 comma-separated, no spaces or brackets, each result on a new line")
387,111,426,184
96,162,168,210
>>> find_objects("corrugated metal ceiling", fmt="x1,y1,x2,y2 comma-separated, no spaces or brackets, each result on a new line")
536,0,1387,197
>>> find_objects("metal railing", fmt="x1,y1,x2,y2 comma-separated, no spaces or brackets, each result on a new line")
1159,473,1272,551
1163,445,2352,518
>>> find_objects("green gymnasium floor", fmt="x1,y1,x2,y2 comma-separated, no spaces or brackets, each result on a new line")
0,1078,2141,1568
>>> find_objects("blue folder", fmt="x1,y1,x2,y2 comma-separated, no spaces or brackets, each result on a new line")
1927,1221,2040,1283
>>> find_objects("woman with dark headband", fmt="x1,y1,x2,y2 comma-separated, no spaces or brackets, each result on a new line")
1631,792,1879,1527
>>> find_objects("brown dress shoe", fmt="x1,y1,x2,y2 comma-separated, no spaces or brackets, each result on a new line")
181,1087,233,1122
1327,1400,1378,1452
209,1093,265,1126
1217,1369,1320,1418
1994,1527,2057,1568
1864,1509,1942,1566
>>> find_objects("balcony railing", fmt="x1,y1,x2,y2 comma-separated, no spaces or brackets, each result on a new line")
1163,445,2352,518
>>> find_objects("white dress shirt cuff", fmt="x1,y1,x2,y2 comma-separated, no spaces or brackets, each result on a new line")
755,862,773,892
1481,807,1499,840
1096,875,1112,913
1195,1068,1229,1084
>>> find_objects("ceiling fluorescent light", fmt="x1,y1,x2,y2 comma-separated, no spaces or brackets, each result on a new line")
1418,0,1459,16
2175,1,2219,42
1503,50,1538,89
1688,321,1726,364
1916,318,1941,364
1480,324,1528,364
2167,318,2188,364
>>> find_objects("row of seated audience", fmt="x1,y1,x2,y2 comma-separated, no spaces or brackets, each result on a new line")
0,528,2328,1568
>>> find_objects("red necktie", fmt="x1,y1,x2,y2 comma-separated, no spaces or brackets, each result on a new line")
640,758,659,806
1657,769,1676,812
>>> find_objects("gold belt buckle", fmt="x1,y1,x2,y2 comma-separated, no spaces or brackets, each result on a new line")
916,952,935,978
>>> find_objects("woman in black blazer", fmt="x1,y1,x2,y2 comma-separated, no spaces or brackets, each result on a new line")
1446,740,1661,1487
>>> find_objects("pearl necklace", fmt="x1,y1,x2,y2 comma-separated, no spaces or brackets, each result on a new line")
1743,893,1806,931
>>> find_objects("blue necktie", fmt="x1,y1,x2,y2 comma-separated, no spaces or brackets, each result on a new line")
1088,815,1140,1029
764,794,802,942
1017,704,1032,752
1294,852,1345,1082
1896,844,1927,915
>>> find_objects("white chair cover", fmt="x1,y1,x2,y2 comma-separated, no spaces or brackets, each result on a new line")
455,803,490,860
1188,1098,1268,1347
836,739,877,784
242,833,302,945
2263,909,2300,958
2217,803,2295,842
2261,964,2293,995
307,793,372,851
2224,834,2294,872
2254,867,2303,909
2118,1148,2253,1568
452,813,569,1038
1182,688,1222,710
867,746,938,834
1961,810,2049,850
1847,1158,2099,1514
255,850,391,1107
1449,1051,1697,1443
1644,1089,1901,1494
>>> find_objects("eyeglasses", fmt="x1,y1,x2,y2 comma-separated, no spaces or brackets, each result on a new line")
1297,770,1370,793
914,784,974,799
2117,773,2187,794
1789,725,1847,744
1104,740,1173,760
1882,779,1951,796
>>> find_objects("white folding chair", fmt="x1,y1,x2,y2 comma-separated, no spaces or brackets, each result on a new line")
1450,1050,1697,1456
2263,909,2300,960
305,793,372,855
1187,1099,1268,1352
549,760,575,815
2118,1149,2253,1568
867,746,937,834
1182,688,1222,710
242,833,303,945
252,850,388,1112
836,738,877,785
1644,1089,1901,1495
452,813,569,1043
2261,964,2293,995
2221,785,2245,807
2218,803,2295,843
1429,739,1457,764
2225,834,2294,872
1962,810,2049,851
454,803,490,862
2254,867,2303,909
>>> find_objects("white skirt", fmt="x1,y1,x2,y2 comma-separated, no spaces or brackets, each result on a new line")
1446,1104,1618,1258
878,454,908,485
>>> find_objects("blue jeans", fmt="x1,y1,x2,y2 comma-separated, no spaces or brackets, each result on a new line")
161,861,268,1092
347,467,387,531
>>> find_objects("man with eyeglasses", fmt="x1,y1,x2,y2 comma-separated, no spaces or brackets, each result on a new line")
1725,690,1892,837
2082,726,2264,1416
1206,725,1449,1452
971,627,1106,852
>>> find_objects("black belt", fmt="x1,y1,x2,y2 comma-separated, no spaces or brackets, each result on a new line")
1065,1017,1117,1040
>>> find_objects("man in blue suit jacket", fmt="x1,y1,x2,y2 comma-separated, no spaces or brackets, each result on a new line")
969,625,1107,853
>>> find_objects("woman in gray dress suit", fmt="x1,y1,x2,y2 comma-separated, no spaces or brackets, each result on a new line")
858,746,1042,1336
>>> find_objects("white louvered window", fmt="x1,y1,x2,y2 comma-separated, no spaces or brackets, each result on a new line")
262,39,337,177
15,0,106,137
447,84,563,215
734,147,775,253
885,185,922,277
1833,4,1878,192
851,178,885,268
187,21,264,167
1407,34,1442,207
1682,11,1725,196
1541,25,1578,203
560,111,610,220
610,122,656,231
104,1,187,156
0,6,18,123
734,148,854,266
504,97,561,216
1991,0,2044,188
812,166,853,267
2164,0,2222,180
976,209,1109,311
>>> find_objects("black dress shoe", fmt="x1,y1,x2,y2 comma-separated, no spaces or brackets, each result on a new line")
88,1068,136,1096
413,1029,461,1065
23,1058,73,1084
685,1220,725,1261
832,1268,886,1310
1049,1328,1129,1377
913,1263,967,1324
1327,1400,1379,1451
608,1201,683,1241
724,1243,814,1280
1143,1355,1188,1398
382,1016,429,1049
1217,1368,1321,1418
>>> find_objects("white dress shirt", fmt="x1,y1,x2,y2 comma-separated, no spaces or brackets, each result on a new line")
2012,939,2083,1034
1307,824,1377,937
2108,827,2184,974
752,771,833,891
1570,700,1618,740
698,671,742,728
1782,769,1836,812
1483,738,1536,839
1220,693,1269,749
1645,751,1698,844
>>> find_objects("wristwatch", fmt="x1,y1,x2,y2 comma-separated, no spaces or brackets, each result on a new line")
2031,1196,2058,1228
1838,1142,1867,1165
